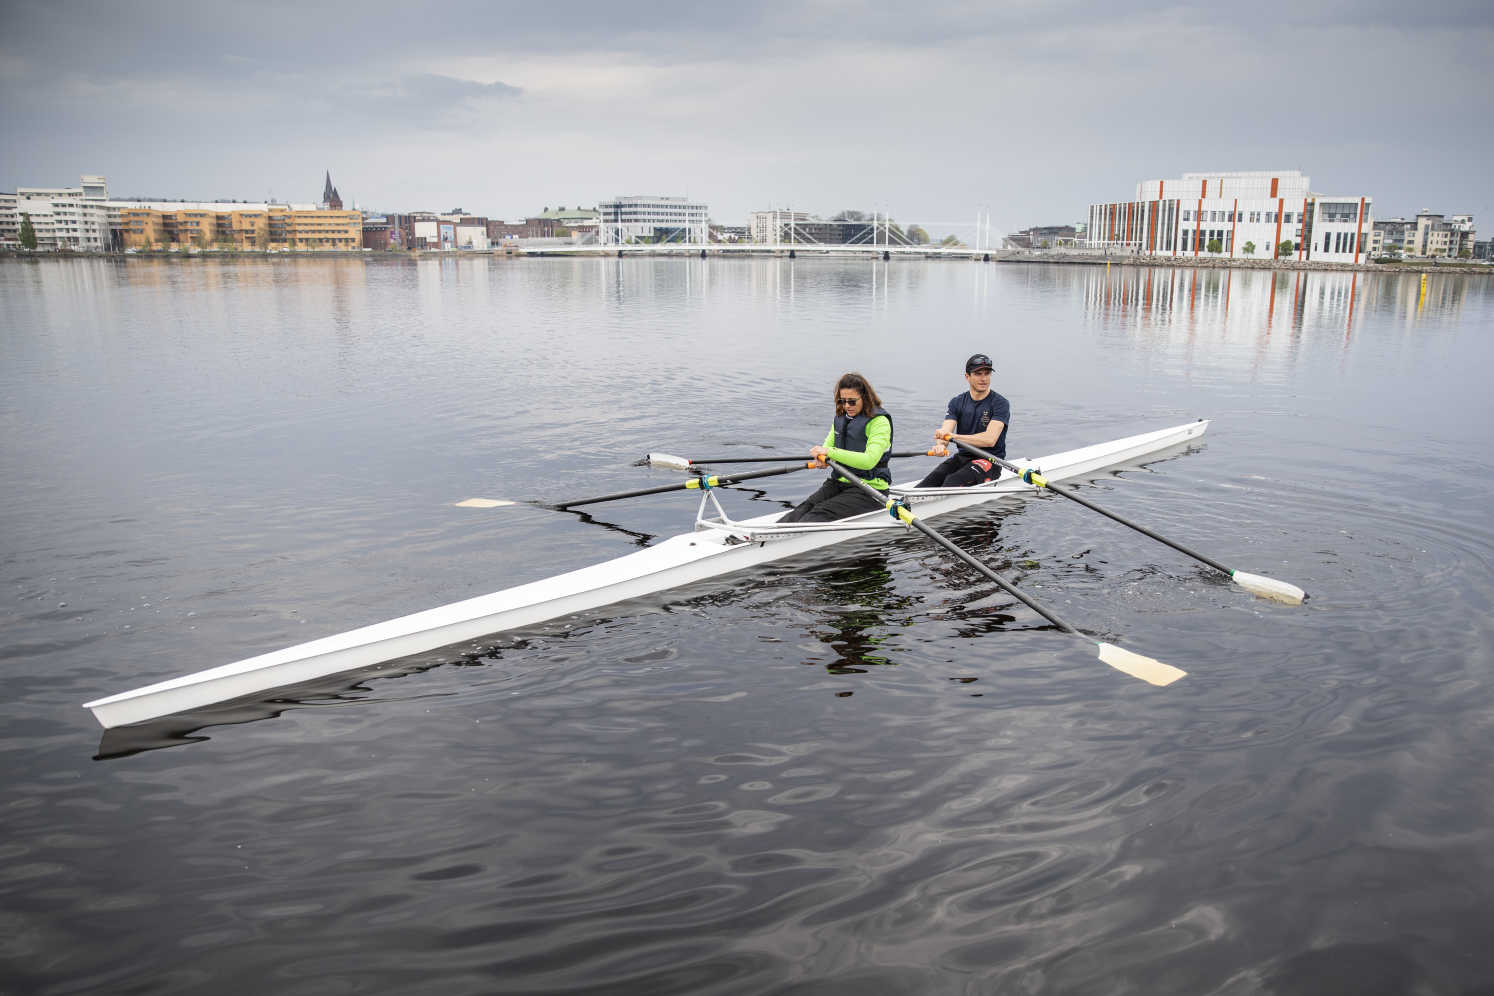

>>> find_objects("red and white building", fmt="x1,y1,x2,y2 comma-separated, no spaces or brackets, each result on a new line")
1086,171,1373,264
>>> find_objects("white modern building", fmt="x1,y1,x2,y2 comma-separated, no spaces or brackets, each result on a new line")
1086,171,1373,264
1,175,112,250
598,195,709,245
748,209,813,243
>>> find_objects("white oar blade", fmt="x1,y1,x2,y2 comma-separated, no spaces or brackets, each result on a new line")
646,452,693,470
1096,642,1186,686
455,498,515,508
1231,571,1306,605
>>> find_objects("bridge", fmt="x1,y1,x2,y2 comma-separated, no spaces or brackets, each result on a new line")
520,209,1009,260
520,242,1006,261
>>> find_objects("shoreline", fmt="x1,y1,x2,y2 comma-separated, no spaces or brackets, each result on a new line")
1,247,1488,276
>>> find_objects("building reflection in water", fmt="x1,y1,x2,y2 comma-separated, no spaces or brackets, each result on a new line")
1076,263,1471,348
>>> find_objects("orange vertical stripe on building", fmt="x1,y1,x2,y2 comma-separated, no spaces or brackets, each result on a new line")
1270,177,1278,199
1158,182,1166,255
1299,198,1309,261
1202,179,1208,198
1195,198,1202,256
1353,196,1366,263
1229,198,1238,258
1273,198,1284,260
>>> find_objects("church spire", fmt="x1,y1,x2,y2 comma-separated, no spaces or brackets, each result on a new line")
321,171,343,210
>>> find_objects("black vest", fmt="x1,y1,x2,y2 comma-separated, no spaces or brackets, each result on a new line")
832,408,894,485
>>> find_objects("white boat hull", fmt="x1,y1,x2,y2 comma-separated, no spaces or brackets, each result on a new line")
84,420,1209,728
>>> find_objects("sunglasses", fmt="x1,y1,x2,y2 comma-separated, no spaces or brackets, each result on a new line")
836,396,862,407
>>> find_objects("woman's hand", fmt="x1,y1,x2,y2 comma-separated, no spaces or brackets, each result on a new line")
809,444,828,465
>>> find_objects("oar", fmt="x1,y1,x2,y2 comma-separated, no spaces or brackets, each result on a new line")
641,450,933,470
827,459,1185,686
553,461,818,510
943,438,1306,604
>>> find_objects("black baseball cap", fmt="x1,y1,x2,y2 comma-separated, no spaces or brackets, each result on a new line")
965,353,993,374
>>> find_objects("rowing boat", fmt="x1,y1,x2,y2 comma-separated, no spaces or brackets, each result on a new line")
83,420,1209,729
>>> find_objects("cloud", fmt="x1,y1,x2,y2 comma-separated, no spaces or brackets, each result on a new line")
330,73,523,127
1,0,1491,224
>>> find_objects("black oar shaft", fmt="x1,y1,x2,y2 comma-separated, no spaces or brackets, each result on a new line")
555,462,813,510
684,450,929,466
949,440,1232,576
826,460,1080,635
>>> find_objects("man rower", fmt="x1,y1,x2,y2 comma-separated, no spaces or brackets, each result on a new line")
917,353,1010,488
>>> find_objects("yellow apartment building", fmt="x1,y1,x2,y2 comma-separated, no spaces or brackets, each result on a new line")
285,210,361,249
117,204,361,250
120,208,166,248
226,209,270,248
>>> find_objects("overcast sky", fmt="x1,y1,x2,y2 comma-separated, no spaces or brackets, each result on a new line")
3,0,1490,235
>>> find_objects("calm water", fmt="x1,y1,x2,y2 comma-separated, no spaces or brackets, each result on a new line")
3,256,1493,995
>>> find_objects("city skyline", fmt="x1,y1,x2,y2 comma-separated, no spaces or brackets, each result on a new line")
3,0,1491,232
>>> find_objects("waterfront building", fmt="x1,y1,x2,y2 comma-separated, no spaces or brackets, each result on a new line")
1086,171,1373,264
0,193,17,246
1370,212,1477,258
534,207,600,233
362,213,412,250
598,196,708,245
0,175,111,250
1006,225,1079,249
403,211,491,250
115,202,359,250
748,210,812,243
746,210,908,245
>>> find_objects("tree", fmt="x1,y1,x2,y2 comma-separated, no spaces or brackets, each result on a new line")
1277,240,1295,258
1206,238,1223,254
18,213,37,250
1459,249,1473,259
906,225,930,245
832,210,868,223
1242,241,1256,256
940,234,965,248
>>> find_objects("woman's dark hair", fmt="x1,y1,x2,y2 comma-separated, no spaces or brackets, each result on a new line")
834,372,882,413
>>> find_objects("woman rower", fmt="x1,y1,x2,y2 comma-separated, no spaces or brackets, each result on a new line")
781,372,894,523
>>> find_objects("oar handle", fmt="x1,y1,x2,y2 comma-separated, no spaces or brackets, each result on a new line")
826,460,1081,636
948,438,1234,577
555,461,816,510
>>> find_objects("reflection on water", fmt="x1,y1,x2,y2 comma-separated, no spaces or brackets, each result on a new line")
4,256,1494,995
1081,263,1472,345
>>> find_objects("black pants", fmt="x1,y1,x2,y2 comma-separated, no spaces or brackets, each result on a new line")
917,454,1000,488
781,478,886,522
